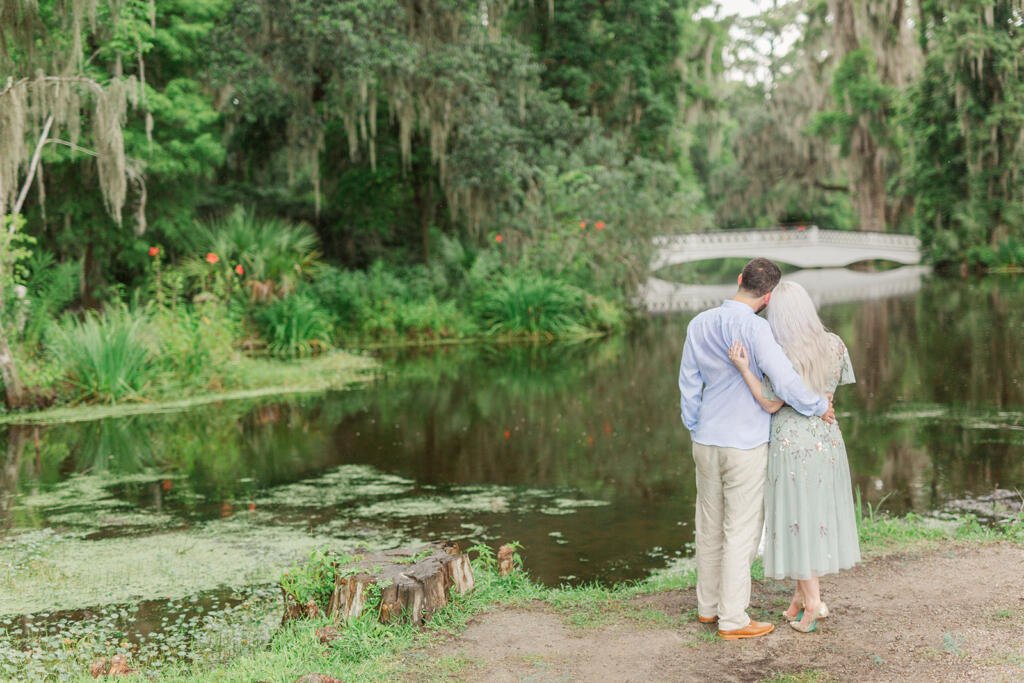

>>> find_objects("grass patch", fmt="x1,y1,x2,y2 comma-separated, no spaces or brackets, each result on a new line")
47,307,154,403
760,671,834,683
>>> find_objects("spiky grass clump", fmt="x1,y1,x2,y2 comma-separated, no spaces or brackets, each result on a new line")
48,307,154,403
473,270,588,337
256,294,335,358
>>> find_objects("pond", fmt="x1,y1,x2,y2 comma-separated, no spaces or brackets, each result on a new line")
1,273,1022,675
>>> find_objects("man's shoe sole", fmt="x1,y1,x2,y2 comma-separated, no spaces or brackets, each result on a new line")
718,624,775,640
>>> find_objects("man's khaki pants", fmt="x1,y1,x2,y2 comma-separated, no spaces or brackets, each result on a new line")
692,441,768,631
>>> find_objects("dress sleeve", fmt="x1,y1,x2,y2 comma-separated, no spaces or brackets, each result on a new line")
762,376,778,401
839,346,856,386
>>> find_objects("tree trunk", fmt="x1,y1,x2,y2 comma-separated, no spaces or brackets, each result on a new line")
851,129,887,232
0,334,26,409
411,161,432,265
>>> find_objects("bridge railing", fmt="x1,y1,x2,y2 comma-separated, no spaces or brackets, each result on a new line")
652,226,920,251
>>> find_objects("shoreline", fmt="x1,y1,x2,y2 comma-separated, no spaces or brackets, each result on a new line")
0,350,378,425
0,330,619,425
169,513,1024,682
3,511,1017,681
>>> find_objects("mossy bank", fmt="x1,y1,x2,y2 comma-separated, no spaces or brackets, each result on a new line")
3,511,1021,682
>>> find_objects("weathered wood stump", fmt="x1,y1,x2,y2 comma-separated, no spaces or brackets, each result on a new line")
314,626,341,643
328,541,475,626
280,596,320,625
497,545,515,577
281,541,476,628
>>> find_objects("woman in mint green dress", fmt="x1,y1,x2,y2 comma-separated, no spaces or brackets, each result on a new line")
728,281,860,633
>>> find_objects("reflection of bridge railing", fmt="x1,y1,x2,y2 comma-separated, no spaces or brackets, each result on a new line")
651,226,922,269
639,266,932,313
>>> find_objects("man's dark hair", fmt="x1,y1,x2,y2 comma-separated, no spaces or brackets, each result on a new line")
739,258,782,297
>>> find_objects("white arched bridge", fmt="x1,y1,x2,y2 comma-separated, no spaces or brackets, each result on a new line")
650,226,922,270
642,226,927,313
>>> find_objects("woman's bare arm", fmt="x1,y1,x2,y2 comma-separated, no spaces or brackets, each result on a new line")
728,340,785,414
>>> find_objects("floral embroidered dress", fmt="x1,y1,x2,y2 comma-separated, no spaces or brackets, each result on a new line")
762,333,860,580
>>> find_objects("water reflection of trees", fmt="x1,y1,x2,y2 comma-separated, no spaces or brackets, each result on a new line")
329,337,694,504
0,400,340,521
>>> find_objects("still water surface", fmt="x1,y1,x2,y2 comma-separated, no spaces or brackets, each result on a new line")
1,275,1022,618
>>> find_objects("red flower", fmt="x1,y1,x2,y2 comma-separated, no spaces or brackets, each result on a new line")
579,221,587,229
148,246,159,257
595,221,605,230
503,429,511,440
248,503,256,511
206,252,219,264
235,264,244,276
495,234,503,243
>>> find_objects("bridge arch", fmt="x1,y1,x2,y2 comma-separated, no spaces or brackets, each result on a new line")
650,227,922,271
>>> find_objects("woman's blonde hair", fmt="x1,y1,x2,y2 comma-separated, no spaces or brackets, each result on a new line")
766,281,834,394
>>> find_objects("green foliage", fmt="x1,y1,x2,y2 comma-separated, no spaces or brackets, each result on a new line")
280,548,340,611
473,269,588,337
904,1,1024,267
47,307,155,403
511,0,688,160
256,293,335,358
149,303,240,389
812,47,895,154
179,206,321,299
313,261,478,342
13,251,80,350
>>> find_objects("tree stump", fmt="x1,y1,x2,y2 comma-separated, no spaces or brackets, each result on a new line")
497,545,515,577
281,595,320,625
89,654,138,678
283,541,476,627
315,626,341,643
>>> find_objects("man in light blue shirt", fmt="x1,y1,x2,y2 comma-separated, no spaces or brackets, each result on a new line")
679,258,834,640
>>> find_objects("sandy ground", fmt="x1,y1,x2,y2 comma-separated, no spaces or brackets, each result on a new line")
423,543,1024,682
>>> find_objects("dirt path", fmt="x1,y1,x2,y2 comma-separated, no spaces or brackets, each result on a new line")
425,543,1024,682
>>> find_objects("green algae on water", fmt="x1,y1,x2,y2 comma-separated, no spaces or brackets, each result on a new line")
0,515,409,617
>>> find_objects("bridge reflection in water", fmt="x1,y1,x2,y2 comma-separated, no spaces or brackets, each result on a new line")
641,265,932,313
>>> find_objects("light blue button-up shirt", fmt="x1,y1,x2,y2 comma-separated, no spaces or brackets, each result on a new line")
679,299,829,449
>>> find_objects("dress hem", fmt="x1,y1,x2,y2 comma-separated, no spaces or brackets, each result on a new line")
765,559,860,582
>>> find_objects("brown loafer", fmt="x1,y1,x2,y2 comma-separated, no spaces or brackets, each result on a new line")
718,620,775,640
698,616,717,624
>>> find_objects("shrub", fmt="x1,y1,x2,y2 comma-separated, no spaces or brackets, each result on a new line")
48,307,154,403
178,206,322,301
394,297,478,339
280,549,344,612
149,304,240,390
256,294,335,358
14,250,79,349
585,294,627,332
473,269,588,337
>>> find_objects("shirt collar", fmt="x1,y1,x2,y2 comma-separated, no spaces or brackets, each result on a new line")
722,299,755,314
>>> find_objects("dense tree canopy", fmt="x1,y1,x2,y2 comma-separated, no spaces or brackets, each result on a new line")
0,1,1021,374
